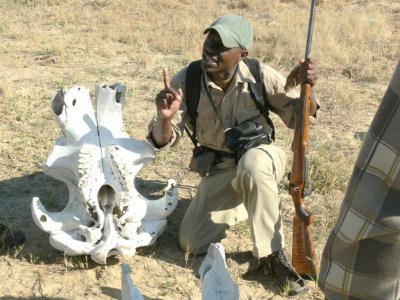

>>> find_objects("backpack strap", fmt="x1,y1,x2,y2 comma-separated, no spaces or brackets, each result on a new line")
185,60,202,146
244,58,276,141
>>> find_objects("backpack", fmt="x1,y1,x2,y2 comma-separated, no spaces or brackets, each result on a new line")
184,58,275,146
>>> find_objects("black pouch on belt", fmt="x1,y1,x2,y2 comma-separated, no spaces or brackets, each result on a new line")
188,146,216,177
225,120,271,163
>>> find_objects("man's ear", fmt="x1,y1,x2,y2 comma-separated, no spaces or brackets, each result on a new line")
240,50,249,61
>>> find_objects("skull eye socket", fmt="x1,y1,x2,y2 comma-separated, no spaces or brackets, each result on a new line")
116,92,121,103
52,89,65,116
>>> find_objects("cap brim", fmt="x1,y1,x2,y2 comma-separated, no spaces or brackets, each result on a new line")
203,25,241,49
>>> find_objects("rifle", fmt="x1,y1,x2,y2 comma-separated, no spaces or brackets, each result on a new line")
289,0,318,278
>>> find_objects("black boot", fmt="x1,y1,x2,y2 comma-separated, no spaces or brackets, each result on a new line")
0,224,25,249
265,250,308,296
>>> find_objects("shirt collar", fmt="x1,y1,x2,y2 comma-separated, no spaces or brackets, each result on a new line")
203,60,255,91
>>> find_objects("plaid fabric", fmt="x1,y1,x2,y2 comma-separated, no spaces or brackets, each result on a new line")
318,60,400,300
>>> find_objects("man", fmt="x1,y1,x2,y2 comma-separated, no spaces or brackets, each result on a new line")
147,15,319,296
318,60,400,299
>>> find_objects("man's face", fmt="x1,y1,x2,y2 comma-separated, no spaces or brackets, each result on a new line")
201,30,246,77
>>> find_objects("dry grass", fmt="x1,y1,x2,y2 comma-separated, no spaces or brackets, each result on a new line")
0,0,399,299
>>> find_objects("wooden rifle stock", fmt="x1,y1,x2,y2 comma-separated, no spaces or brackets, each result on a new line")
289,0,318,278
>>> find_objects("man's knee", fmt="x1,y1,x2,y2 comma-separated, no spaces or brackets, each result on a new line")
179,220,230,255
178,231,208,255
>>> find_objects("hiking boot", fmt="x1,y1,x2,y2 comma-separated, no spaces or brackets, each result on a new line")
0,224,25,249
265,250,308,296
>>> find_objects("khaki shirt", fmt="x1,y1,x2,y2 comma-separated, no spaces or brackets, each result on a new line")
148,60,300,151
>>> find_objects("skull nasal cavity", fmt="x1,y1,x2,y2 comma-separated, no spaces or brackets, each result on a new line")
98,185,116,212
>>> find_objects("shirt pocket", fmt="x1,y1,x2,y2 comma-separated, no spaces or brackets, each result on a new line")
197,116,224,146
236,92,260,125
243,95,257,110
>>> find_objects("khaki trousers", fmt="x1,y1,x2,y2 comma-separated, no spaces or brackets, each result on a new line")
179,143,287,258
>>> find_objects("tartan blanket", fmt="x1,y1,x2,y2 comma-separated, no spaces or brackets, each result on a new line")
318,60,400,300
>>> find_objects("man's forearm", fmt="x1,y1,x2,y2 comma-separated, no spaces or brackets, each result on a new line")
152,117,173,148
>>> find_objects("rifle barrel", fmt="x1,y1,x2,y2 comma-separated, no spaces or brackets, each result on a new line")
305,0,316,59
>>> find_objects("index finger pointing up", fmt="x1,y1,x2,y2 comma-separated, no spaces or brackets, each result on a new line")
163,68,170,88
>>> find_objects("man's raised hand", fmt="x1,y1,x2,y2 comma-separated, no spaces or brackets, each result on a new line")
155,68,183,120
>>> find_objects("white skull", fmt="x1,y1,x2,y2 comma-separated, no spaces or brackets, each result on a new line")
31,84,178,264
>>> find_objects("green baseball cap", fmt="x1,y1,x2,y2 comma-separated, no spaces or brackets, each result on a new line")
204,15,253,50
